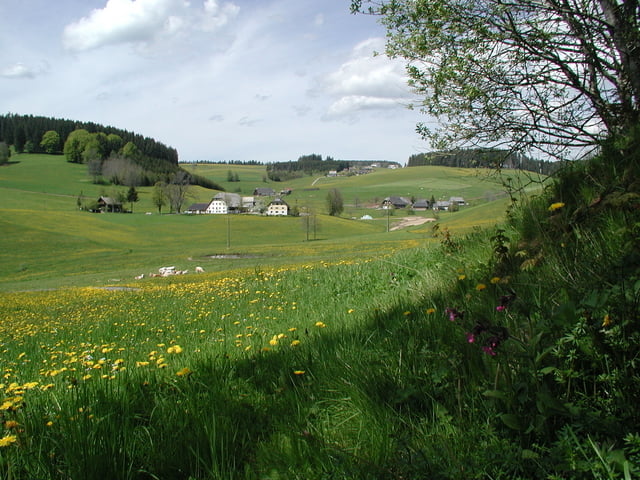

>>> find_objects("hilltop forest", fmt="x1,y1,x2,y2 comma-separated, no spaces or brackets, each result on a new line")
0,113,221,190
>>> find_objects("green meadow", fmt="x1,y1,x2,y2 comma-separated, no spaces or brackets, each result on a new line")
1,152,635,479
0,154,526,292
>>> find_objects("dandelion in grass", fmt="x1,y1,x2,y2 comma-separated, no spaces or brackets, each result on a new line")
548,202,565,212
458,274,466,281
490,277,501,284
475,283,486,291
4,420,19,429
176,367,192,377
269,336,279,346
426,308,436,315
167,345,183,354
314,321,326,328
403,311,411,316
293,370,305,375
0,435,17,447
348,309,355,314
290,340,300,347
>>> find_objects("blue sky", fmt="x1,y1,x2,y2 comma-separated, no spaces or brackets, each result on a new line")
0,0,429,164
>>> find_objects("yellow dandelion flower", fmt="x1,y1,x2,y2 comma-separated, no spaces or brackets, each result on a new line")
0,435,17,447
269,336,279,346
403,311,411,316
476,283,487,291
548,202,565,212
167,345,183,354
293,370,305,375
347,309,355,314
458,275,466,281
314,321,326,328
136,361,150,367
46,421,54,427
4,420,19,429
290,340,301,347
426,308,436,314
82,374,92,381
490,277,501,284
176,367,192,377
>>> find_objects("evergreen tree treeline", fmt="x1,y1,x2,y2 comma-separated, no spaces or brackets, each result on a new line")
407,148,559,175
0,113,178,165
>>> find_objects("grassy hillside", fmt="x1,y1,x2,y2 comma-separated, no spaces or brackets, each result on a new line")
0,154,534,291
0,146,636,479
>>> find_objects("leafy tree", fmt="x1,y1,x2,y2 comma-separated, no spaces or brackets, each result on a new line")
63,129,91,163
40,130,61,154
121,141,141,160
152,182,167,214
165,171,191,213
352,0,640,160
326,188,344,216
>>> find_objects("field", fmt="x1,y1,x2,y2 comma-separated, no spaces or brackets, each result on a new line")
7,154,610,479
0,154,537,292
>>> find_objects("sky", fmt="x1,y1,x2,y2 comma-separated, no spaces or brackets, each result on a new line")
0,0,431,164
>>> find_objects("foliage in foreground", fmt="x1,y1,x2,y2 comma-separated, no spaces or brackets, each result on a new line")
0,137,639,478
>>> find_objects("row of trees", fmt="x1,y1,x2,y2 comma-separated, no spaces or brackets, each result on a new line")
0,114,178,164
407,148,560,175
267,154,351,181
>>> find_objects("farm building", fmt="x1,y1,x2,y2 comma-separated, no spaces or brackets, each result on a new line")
382,196,411,209
266,198,289,216
97,196,123,213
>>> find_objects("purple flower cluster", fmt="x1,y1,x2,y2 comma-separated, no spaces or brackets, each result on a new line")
446,291,514,356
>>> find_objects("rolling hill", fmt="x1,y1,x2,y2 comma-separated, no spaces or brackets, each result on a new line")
0,154,543,291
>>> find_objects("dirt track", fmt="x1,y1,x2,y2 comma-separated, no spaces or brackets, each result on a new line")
389,216,437,231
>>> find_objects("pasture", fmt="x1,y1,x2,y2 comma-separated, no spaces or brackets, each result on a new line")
0,154,530,292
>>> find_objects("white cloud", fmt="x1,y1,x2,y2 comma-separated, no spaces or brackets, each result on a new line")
326,95,403,117
1,63,36,79
320,37,412,119
202,0,240,31
62,0,239,52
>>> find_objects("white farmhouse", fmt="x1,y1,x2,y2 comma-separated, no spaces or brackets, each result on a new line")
266,198,289,216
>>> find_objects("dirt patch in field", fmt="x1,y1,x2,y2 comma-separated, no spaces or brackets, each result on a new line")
390,216,437,231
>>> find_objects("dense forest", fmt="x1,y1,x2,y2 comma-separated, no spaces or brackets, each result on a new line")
0,113,178,165
407,148,560,175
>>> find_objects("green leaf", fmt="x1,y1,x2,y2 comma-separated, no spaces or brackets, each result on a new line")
500,413,522,430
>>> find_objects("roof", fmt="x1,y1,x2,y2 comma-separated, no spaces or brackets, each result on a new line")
186,203,210,211
98,196,122,205
268,197,289,206
412,199,431,208
254,188,275,196
384,196,411,206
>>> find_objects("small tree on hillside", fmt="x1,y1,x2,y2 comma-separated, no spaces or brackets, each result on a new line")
127,186,139,213
152,182,167,214
40,130,61,154
326,188,344,216
165,171,191,213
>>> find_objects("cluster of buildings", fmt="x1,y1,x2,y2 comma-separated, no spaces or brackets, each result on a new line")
381,196,467,211
185,189,291,216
